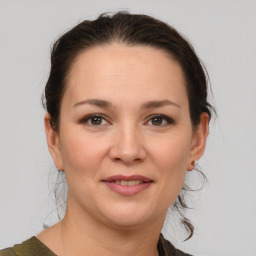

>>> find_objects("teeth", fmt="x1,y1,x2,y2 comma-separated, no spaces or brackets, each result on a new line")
121,180,128,185
116,180,142,185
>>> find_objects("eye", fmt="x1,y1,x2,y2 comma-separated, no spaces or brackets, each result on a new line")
146,115,175,126
79,114,108,126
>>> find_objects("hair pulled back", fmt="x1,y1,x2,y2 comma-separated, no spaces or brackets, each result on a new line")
42,11,214,240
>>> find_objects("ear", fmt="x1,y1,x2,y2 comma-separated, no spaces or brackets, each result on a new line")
44,113,64,171
187,113,209,171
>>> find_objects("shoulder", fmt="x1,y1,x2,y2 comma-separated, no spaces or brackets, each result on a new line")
158,234,193,256
0,237,56,256
0,248,16,256
2,234,192,256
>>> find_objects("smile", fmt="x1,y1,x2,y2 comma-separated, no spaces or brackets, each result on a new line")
102,175,153,195
110,180,145,185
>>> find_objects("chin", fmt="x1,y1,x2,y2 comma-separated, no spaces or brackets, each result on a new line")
98,202,159,230
105,215,151,230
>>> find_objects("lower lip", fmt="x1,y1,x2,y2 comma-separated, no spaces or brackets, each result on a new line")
103,182,152,195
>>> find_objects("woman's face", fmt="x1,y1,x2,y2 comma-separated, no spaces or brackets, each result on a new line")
46,43,208,229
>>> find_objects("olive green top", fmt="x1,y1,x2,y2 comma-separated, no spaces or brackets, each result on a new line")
0,234,191,256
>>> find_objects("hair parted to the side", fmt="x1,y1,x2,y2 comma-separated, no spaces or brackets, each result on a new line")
42,11,215,240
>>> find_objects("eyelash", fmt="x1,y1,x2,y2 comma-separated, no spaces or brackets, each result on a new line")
79,114,109,125
146,115,175,126
79,114,175,126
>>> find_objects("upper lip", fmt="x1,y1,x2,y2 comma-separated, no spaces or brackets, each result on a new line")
102,175,153,182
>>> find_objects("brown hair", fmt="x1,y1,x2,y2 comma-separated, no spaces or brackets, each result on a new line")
42,11,215,239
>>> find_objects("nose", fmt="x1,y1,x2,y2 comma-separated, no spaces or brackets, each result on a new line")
109,124,146,165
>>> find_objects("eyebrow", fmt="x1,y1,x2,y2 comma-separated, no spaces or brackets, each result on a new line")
73,99,180,109
73,99,112,108
141,100,181,109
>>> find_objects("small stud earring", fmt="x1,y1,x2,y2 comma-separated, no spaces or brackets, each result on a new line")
191,160,197,167
188,160,197,171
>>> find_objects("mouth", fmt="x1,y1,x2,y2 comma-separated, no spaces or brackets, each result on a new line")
108,180,149,185
102,175,153,184
102,175,153,195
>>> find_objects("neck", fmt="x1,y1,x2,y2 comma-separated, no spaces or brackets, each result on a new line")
57,200,165,256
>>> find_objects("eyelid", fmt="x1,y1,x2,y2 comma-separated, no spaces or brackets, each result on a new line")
78,113,174,126
79,113,111,125
145,114,175,126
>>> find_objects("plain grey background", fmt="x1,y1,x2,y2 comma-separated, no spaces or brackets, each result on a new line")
0,1,255,255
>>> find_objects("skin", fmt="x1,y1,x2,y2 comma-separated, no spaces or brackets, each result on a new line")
38,43,209,256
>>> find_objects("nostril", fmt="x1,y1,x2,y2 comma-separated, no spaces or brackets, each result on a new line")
109,136,146,163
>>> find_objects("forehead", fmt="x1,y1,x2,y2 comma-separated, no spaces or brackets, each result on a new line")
64,43,188,107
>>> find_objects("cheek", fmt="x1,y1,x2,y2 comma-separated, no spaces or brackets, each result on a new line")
59,130,110,178
149,131,192,170
148,131,192,196
59,131,111,202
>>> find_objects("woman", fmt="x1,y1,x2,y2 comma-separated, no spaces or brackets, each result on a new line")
0,11,213,256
